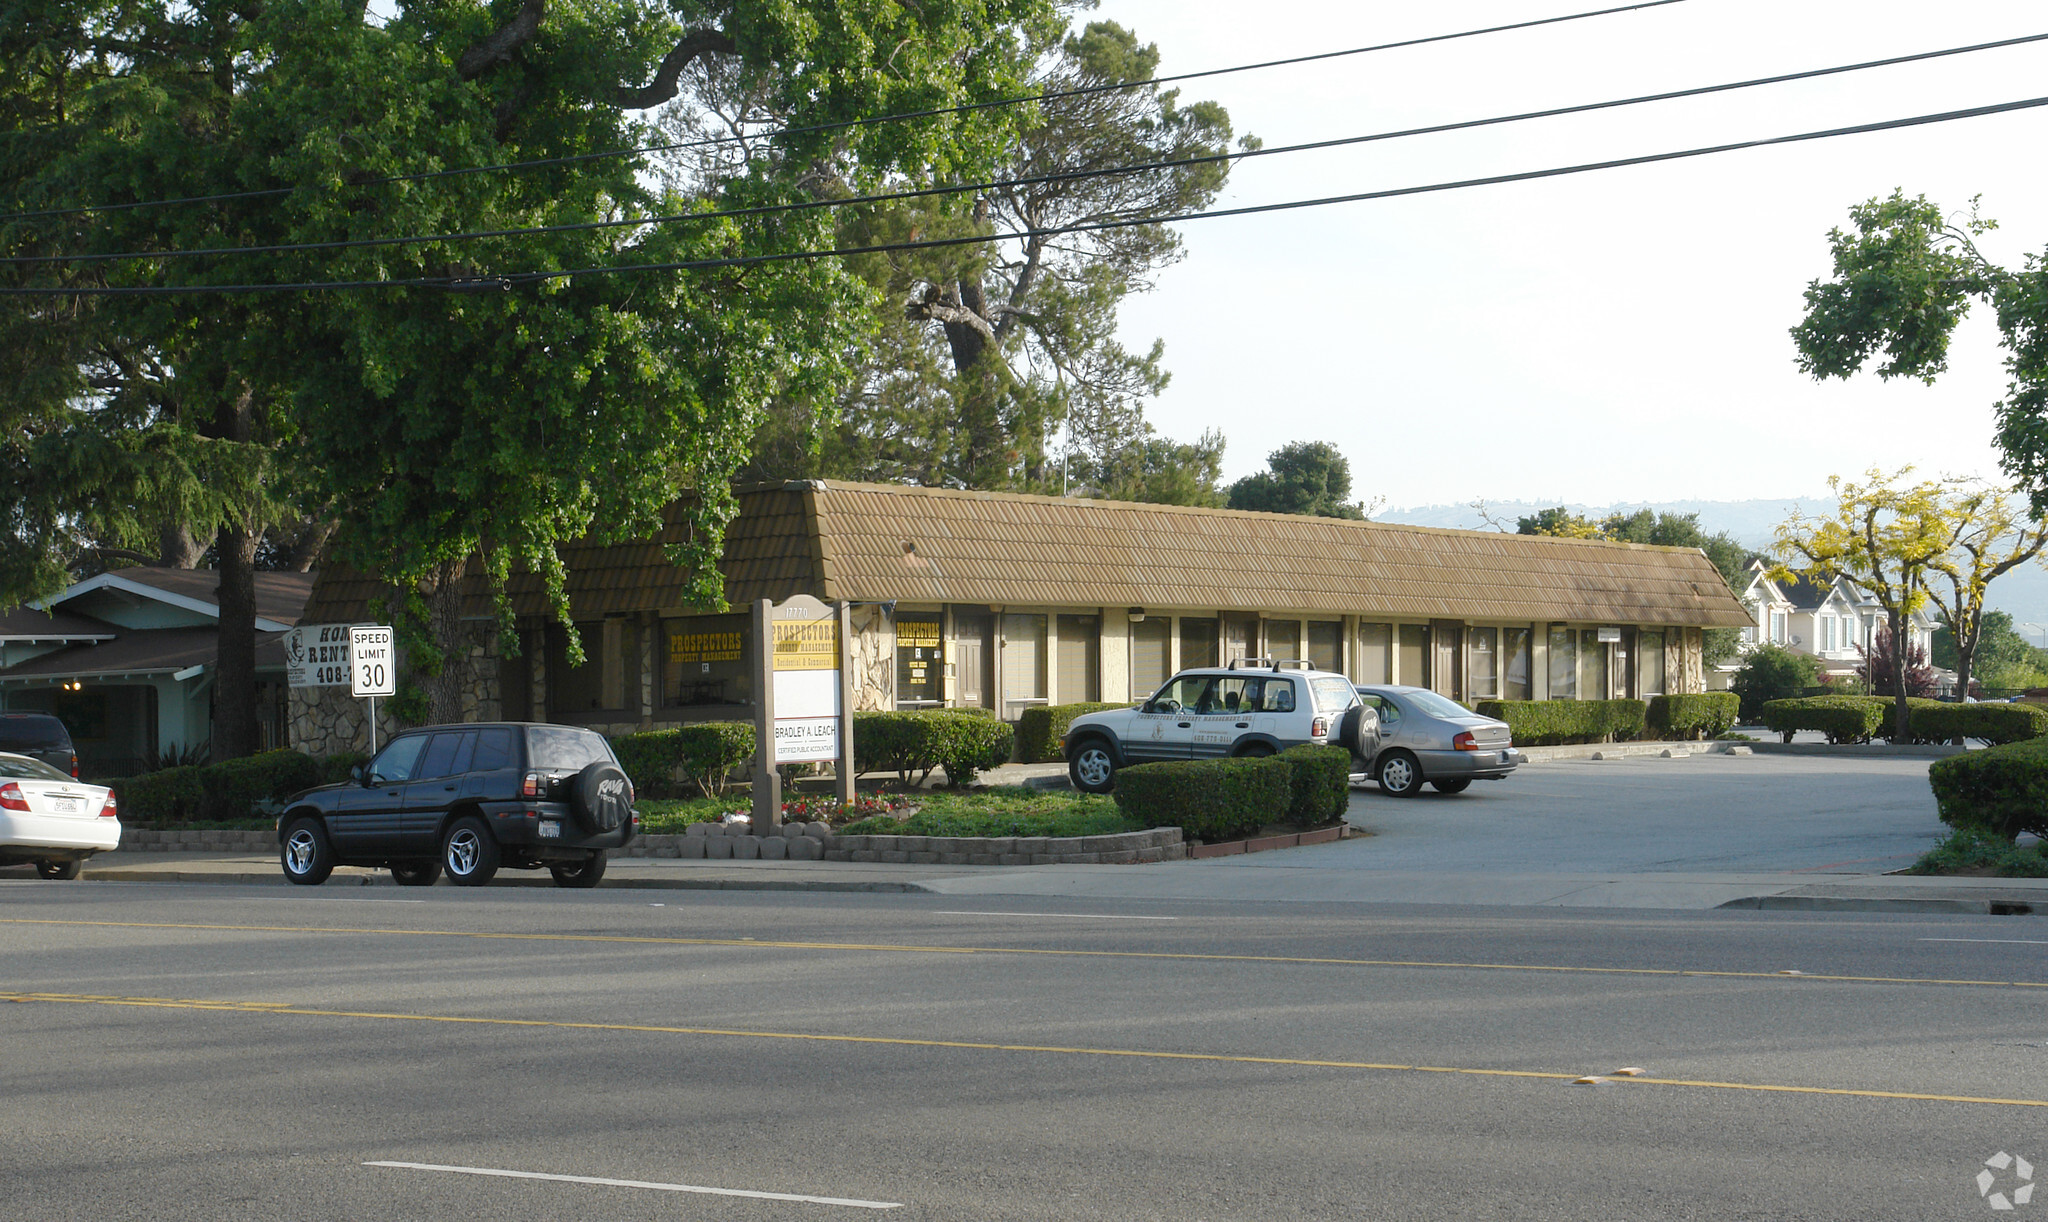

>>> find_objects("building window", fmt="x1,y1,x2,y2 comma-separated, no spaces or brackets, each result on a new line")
1307,621,1342,673
1548,625,1577,699
1468,627,1499,700
1640,630,1666,697
662,613,750,709
1503,627,1532,700
1398,624,1429,687
1770,610,1788,645
1179,617,1218,670
1267,618,1301,663
1579,629,1610,699
1055,614,1100,703
548,622,607,713
1131,617,1171,695
1001,613,1048,720
894,612,943,708
1358,623,1392,684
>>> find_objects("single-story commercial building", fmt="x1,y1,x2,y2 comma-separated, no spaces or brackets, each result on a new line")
291,480,1753,756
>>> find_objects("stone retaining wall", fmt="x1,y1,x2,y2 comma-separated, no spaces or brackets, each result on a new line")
119,824,1188,866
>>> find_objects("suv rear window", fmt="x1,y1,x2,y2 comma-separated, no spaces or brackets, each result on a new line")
525,726,613,771
0,714,71,751
1310,676,1359,714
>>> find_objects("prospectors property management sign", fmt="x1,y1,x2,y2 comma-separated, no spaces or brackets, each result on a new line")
770,599,841,762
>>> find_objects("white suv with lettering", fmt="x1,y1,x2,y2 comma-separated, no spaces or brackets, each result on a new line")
1060,659,1376,793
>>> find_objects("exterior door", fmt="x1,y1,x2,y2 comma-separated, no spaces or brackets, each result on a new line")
1431,621,1463,700
951,609,994,710
1055,614,1100,704
1222,614,1258,664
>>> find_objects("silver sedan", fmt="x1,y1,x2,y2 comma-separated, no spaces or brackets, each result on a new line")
1353,685,1519,797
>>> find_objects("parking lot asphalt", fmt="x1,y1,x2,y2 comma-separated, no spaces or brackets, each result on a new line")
12,751,2045,915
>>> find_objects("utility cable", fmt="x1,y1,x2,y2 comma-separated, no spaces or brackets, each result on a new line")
7,92,2042,297
8,30,2042,270
0,0,1687,225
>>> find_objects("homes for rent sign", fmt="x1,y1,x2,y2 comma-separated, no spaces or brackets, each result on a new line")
284,623,356,688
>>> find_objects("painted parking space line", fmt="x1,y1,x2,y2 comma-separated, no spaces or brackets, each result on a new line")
11,990,2048,1111
364,1161,900,1209
931,911,1179,920
6,917,2046,990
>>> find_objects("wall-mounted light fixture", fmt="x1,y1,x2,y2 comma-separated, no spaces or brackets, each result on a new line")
1127,607,1145,623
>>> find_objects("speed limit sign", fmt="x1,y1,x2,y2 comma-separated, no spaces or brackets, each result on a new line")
348,625,396,697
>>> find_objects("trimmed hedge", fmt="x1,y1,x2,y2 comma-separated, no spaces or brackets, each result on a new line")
1759,696,1888,744
1646,693,1738,740
1112,756,1291,842
1928,738,2048,839
1280,744,1352,826
109,749,329,825
1472,699,1647,746
1017,701,1126,763
853,710,1015,786
1908,701,2048,746
609,723,756,798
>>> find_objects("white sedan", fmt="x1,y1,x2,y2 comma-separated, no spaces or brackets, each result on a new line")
0,751,119,879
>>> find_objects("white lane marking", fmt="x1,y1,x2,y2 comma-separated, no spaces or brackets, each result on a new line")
1919,938,2048,946
364,1161,901,1209
932,910,1178,921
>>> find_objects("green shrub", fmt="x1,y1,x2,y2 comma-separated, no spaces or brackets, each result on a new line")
609,730,684,798
1927,738,2048,840
852,710,1014,786
1472,699,1642,745
678,721,755,795
316,753,368,786
111,749,329,825
107,765,205,824
1113,756,1291,842
1908,702,2048,746
1646,693,1738,740
1730,644,1825,720
1905,825,2048,876
1279,744,1352,826
1016,702,1125,763
1758,696,1889,744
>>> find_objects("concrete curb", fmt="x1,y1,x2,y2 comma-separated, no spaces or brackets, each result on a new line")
1741,742,1969,759
1719,895,2040,915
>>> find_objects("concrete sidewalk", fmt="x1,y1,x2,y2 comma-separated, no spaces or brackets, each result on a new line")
29,848,2048,915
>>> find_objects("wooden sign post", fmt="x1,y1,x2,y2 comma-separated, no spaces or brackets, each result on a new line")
752,595,857,830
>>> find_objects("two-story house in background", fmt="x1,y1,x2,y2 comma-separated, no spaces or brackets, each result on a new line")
1723,558,1942,690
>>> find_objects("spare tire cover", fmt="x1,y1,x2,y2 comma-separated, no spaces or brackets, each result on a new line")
1334,705,1366,754
572,761,632,832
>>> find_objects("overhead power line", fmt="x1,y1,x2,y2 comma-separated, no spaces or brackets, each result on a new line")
0,0,1688,225
10,30,2043,271
8,92,2043,297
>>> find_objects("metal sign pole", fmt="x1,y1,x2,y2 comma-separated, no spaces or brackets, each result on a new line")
367,695,377,756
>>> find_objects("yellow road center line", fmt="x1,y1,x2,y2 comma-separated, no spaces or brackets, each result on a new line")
2,916,2042,990
7,989,2044,1110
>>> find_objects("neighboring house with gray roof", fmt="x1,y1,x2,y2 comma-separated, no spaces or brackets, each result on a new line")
1727,559,1940,687
294,481,1752,756
0,569,316,777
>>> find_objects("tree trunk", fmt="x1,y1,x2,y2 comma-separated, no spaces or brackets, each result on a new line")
1888,608,1911,743
416,557,470,725
211,387,259,761
1953,605,1980,703
159,523,205,568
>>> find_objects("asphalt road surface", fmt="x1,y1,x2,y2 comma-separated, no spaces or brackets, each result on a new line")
6,881,2044,1220
1328,752,1944,874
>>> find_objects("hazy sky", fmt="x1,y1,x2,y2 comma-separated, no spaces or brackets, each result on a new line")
1081,0,2048,511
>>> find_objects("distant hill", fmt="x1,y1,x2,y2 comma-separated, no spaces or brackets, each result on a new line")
1378,496,2048,631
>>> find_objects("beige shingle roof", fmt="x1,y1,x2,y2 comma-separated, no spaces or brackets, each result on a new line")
301,481,1752,628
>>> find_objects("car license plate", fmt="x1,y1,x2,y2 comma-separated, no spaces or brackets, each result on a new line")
49,796,81,815
538,820,562,839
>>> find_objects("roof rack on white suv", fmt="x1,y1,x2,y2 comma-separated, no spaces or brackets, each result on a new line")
1227,657,1314,672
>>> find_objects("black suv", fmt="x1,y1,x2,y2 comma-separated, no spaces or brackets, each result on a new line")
0,713,78,778
276,722,636,888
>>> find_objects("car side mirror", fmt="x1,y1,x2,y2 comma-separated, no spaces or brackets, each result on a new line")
350,763,366,785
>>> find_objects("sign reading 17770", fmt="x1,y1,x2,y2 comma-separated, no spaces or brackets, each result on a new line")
349,625,397,698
